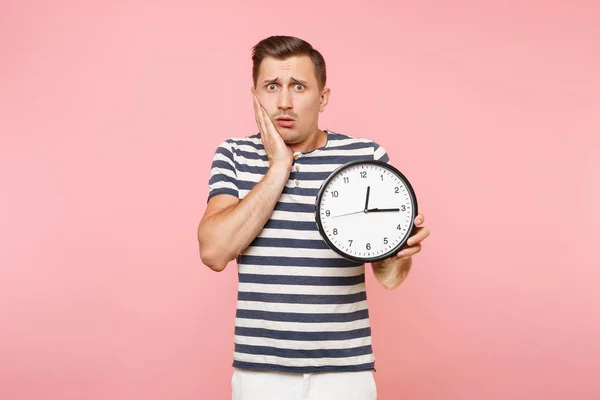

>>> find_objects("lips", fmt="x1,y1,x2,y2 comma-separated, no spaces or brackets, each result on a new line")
276,117,295,128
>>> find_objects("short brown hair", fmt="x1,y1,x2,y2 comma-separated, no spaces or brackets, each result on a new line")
252,36,327,90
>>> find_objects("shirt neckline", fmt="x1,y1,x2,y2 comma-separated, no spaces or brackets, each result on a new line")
294,129,331,157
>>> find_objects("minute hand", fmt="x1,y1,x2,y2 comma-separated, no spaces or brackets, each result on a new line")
366,208,400,213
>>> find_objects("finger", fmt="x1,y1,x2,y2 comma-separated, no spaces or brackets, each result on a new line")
251,87,262,105
252,94,262,130
253,96,269,140
255,96,274,137
407,227,430,246
251,89,260,117
252,89,267,119
260,104,280,134
392,244,422,260
251,90,265,126
414,214,425,225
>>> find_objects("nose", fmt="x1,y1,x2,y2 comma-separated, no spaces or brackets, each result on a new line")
277,88,293,111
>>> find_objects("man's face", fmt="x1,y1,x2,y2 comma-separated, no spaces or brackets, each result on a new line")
254,55,329,144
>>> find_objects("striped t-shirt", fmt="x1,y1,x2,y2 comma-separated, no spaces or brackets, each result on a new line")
207,129,390,373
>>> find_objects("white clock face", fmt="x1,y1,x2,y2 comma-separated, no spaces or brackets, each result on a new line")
316,161,417,262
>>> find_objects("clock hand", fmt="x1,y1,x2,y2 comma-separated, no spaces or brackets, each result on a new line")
331,210,365,218
333,208,400,217
364,186,370,211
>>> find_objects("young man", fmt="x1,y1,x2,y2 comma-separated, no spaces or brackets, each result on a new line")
197,36,430,400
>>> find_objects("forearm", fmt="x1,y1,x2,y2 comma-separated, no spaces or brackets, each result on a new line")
371,256,412,290
198,164,290,270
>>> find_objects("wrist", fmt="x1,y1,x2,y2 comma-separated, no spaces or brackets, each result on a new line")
373,254,411,269
266,163,291,181
269,160,292,173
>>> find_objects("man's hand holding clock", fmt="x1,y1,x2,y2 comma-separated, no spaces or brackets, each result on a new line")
390,213,429,260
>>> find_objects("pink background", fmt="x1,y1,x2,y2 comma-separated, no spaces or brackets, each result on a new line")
1,1,599,399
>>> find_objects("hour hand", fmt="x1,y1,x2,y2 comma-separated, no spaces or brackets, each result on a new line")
364,186,370,211
366,208,400,213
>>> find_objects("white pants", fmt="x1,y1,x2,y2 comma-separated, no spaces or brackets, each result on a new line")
231,368,377,400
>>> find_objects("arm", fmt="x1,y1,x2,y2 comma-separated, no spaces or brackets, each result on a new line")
197,164,289,271
197,90,293,272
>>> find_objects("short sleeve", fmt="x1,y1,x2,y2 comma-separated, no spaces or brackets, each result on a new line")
207,140,239,202
373,141,390,164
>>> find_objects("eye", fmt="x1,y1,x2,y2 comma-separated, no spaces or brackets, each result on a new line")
294,84,305,91
266,84,277,91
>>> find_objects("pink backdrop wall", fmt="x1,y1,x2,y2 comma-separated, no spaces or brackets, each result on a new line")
1,1,599,399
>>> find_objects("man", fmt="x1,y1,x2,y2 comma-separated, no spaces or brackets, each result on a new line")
197,35,430,400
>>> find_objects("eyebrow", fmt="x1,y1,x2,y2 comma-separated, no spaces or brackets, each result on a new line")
263,77,309,85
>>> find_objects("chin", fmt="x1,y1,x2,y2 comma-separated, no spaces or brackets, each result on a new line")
280,130,301,144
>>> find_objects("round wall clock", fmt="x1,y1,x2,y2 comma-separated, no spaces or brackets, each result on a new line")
315,160,418,263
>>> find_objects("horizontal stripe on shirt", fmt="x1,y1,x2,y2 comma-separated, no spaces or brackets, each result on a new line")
234,334,371,350
235,309,369,323
234,343,373,359
237,255,361,268
232,352,374,368
237,282,366,295
236,265,366,277
249,237,330,249
237,291,367,304
235,300,368,314
231,360,375,374
234,317,370,333
234,326,372,341
238,273,365,286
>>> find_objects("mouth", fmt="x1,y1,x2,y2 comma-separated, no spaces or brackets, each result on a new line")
276,117,295,128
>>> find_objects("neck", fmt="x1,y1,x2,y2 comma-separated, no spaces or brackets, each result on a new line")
289,128,327,153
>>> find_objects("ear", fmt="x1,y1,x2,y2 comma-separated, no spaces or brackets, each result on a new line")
319,87,331,112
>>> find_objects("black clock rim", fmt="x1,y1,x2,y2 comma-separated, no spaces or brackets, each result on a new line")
314,160,419,263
